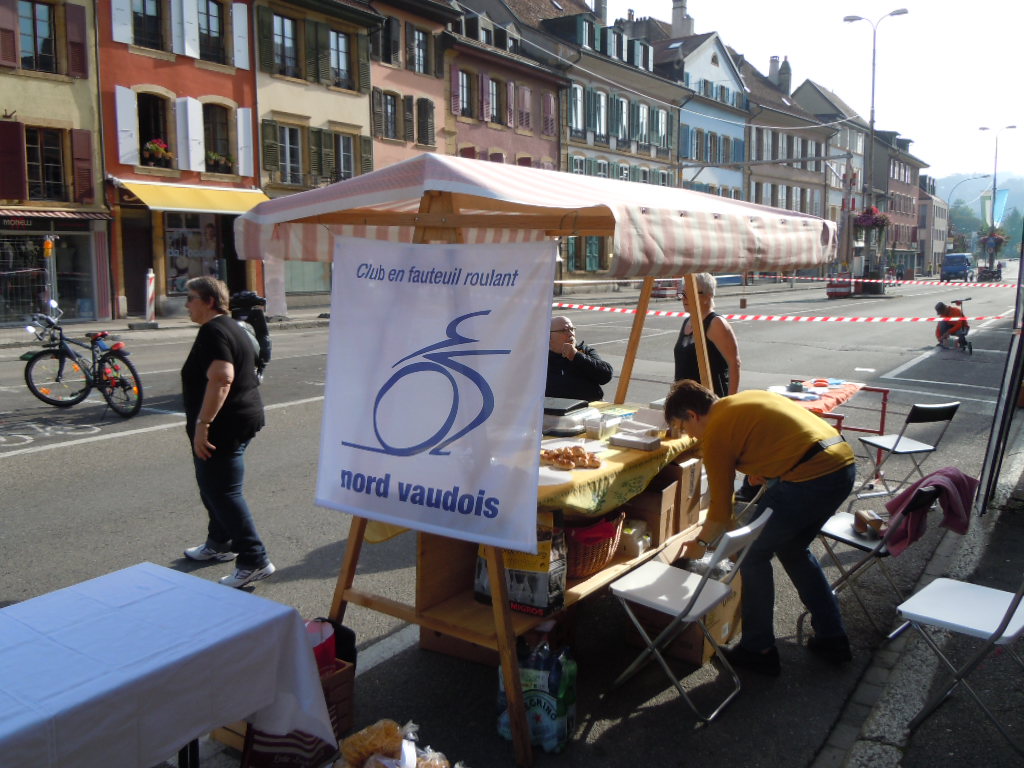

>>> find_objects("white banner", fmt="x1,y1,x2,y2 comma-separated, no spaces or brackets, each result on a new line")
316,236,557,552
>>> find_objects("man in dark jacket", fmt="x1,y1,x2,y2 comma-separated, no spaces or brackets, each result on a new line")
545,316,613,401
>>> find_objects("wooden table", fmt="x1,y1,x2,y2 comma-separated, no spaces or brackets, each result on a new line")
0,563,335,768
329,430,702,767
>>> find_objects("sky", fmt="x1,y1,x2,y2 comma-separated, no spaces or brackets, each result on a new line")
597,0,1022,181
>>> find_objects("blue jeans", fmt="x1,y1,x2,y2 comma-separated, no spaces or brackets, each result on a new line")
739,463,856,651
193,439,269,570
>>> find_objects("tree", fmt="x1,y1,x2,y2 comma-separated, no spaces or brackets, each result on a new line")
949,200,985,251
1002,208,1022,256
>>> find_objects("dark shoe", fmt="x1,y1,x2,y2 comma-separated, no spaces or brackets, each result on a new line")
721,644,781,677
807,634,852,664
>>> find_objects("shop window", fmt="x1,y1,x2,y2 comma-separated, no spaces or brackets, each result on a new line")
198,0,226,64
203,104,231,172
26,127,65,201
272,13,299,77
330,29,352,89
166,213,219,294
18,0,55,72
131,0,163,50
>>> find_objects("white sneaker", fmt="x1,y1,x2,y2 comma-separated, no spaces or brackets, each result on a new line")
184,544,237,562
220,562,276,588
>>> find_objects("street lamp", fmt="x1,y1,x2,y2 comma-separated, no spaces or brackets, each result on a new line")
978,125,1017,229
946,174,990,207
843,8,909,212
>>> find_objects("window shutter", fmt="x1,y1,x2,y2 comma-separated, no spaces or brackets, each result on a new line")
176,96,204,170
236,107,253,176
450,67,460,115
0,121,27,199
232,4,249,70
424,32,433,76
665,117,674,151
261,119,279,171
678,123,689,158
387,16,401,65
543,92,555,136
585,157,595,175
356,33,370,93
359,134,373,174
309,127,322,176
403,95,414,142
322,131,336,180
304,20,318,82
371,87,383,137
519,86,530,129
317,23,330,83
110,0,131,44
404,22,413,71
70,129,93,203
585,88,595,132
480,75,490,122
114,85,139,165
256,7,273,73
506,81,515,127
181,0,199,58
0,0,16,68
416,98,434,146
65,4,88,77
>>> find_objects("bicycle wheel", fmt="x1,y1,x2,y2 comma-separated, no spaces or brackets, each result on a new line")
24,349,90,407
98,352,143,417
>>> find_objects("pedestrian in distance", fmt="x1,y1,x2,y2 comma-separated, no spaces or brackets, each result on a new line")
181,276,275,588
674,272,741,397
545,315,613,402
664,380,856,676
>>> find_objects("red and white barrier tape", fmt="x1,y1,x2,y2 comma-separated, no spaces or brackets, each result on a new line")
556,275,1019,289
551,301,1008,323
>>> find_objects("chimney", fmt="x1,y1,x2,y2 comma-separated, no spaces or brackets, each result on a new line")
778,56,791,94
672,0,694,37
593,0,607,25
768,55,780,84
628,9,634,22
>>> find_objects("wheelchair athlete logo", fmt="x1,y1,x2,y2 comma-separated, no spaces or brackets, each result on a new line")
343,310,510,456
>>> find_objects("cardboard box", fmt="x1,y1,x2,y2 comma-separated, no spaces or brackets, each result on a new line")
674,457,703,532
619,471,677,546
625,575,743,666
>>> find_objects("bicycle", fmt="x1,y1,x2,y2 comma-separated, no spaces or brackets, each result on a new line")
21,300,143,417
936,298,973,355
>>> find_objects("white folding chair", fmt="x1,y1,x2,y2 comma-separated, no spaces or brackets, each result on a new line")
890,572,1024,755
608,510,773,723
799,485,942,639
849,402,959,506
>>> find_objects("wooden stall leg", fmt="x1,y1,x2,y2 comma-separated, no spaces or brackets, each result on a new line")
484,545,533,768
329,516,368,623
614,276,654,404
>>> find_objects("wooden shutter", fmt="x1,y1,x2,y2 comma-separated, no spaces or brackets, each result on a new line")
316,23,330,83
585,89,595,132
303,19,317,81
404,22,413,71
71,129,94,202
0,0,16,68
479,75,491,122
359,134,373,174
256,7,273,72
0,121,27,199
665,116,674,152
321,131,335,179
65,4,88,78
629,102,639,141
450,67,460,115
356,33,370,93
403,95,414,142
371,87,383,137
260,119,278,171
308,127,322,176
387,17,400,65
416,98,434,146
542,92,555,136
520,86,531,129
423,31,433,76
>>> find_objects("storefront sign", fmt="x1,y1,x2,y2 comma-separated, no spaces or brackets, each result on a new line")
316,237,556,552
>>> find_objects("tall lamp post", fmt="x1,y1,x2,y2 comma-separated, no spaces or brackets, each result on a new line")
844,8,908,280
978,125,1016,230
944,174,989,272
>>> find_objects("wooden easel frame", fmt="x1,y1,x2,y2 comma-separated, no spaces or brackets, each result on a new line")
325,192,715,767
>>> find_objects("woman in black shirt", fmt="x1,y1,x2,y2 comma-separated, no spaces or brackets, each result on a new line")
673,273,741,396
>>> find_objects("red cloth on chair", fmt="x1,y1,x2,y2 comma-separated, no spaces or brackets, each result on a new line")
884,468,978,556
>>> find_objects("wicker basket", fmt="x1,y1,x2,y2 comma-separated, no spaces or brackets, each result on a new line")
566,512,625,579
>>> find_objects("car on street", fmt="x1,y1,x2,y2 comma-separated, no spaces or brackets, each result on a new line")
941,253,974,281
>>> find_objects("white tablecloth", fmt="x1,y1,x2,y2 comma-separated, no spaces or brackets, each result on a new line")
0,562,335,768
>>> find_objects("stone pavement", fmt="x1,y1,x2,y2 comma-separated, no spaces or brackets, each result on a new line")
4,274,1021,766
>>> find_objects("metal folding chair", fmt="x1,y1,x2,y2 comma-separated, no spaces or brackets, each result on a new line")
799,485,941,638
889,571,1024,755
848,401,959,507
608,510,773,723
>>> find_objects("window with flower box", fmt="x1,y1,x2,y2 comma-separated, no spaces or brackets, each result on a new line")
137,93,174,167
203,104,231,172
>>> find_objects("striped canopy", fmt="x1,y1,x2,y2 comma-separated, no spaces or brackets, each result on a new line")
236,154,836,278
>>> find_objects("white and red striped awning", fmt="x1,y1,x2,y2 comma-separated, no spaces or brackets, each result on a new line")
0,209,111,220
235,154,836,278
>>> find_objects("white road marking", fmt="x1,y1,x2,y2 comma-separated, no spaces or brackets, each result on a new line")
875,385,996,405
854,368,876,372
0,396,324,459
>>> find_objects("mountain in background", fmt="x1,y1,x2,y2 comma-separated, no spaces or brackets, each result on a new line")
936,173,1023,216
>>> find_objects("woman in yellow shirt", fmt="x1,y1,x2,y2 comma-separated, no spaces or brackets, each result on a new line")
664,380,856,676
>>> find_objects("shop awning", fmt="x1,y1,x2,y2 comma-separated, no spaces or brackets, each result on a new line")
0,209,111,219
118,182,269,215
